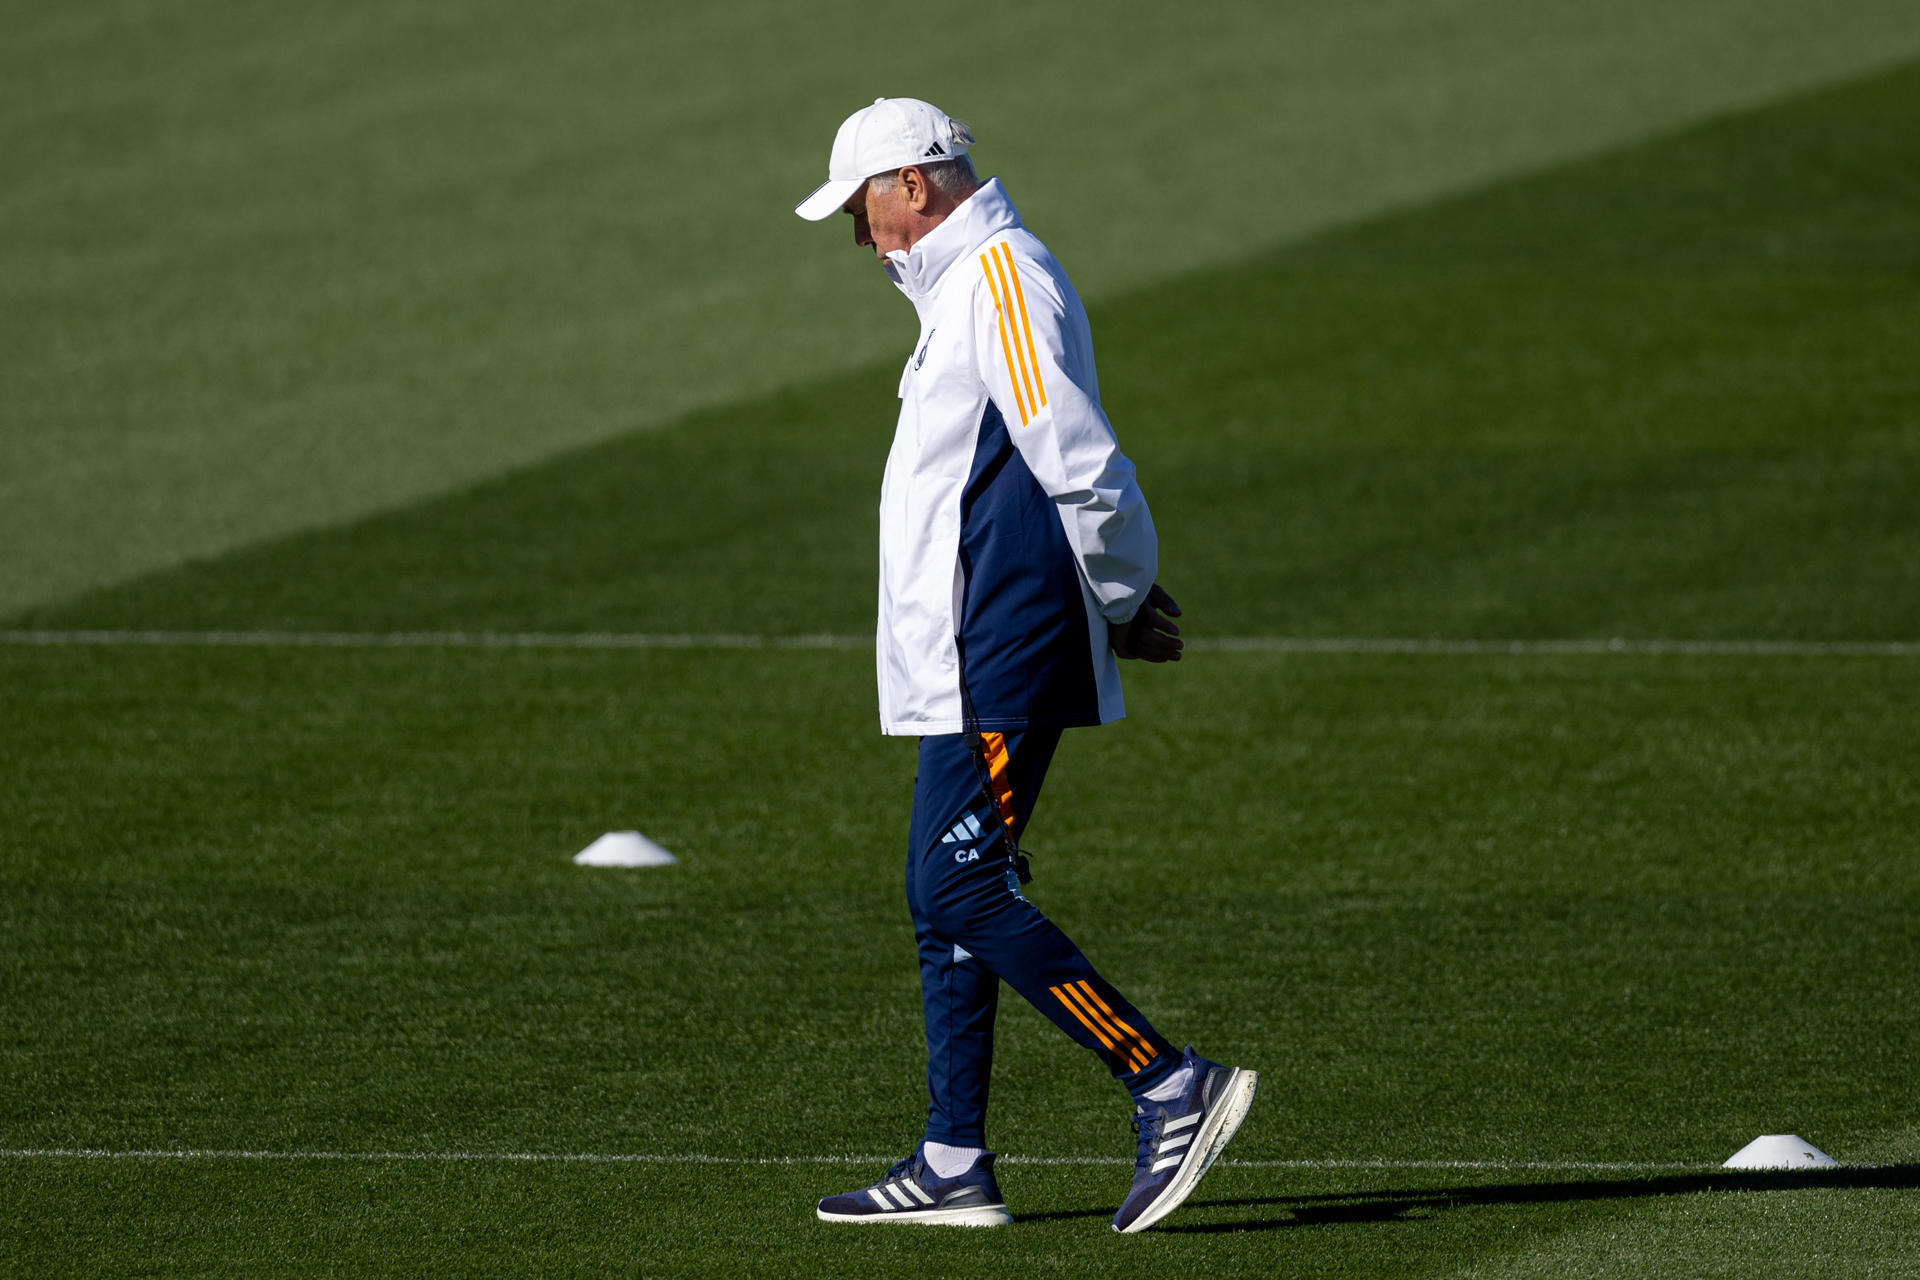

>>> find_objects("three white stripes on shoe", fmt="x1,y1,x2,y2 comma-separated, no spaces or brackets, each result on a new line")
1152,1112,1202,1173
868,1180,935,1210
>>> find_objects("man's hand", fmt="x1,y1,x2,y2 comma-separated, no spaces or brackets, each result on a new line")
1110,583,1184,662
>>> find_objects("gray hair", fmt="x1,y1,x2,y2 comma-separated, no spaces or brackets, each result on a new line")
867,155,979,199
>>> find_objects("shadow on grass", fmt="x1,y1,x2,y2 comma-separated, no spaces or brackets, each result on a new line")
1020,1166,1920,1232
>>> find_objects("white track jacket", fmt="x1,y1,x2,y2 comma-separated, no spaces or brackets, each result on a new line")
875,178,1157,736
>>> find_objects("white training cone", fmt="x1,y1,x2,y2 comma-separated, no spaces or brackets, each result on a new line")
573,831,678,868
1723,1135,1838,1170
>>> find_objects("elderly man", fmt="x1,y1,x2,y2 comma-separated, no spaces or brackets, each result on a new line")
794,98,1256,1234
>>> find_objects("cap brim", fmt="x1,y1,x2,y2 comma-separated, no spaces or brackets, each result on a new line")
794,177,864,221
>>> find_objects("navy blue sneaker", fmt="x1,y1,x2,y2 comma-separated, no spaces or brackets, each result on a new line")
1112,1047,1258,1233
816,1146,1013,1227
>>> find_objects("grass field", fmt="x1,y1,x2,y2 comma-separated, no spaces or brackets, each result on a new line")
6,0,1918,616
5,4,1920,1277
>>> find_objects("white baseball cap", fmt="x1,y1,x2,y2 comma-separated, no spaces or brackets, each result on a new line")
793,97,975,221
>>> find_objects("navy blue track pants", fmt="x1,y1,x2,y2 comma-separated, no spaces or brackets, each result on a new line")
905,728,1176,1147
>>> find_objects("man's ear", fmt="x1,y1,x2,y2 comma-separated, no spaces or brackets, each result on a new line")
899,165,930,212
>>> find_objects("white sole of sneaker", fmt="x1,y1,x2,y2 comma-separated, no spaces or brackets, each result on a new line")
1114,1066,1259,1234
815,1204,1013,1227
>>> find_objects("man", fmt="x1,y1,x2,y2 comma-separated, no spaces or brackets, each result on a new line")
793,98,1256,1234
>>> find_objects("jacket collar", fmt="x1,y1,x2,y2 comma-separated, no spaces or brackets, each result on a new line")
884,177,1022,314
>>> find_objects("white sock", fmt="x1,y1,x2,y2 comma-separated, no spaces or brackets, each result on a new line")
922,1141,986,1178
1142,1063,1195,1103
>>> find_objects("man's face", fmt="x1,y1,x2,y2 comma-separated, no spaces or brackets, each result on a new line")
843,174,914,260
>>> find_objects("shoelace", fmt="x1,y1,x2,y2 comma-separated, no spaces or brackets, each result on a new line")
874,1155,917,1188
1130,1110,1163,1169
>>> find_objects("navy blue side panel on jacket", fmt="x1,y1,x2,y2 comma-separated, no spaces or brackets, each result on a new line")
955,400,1100,731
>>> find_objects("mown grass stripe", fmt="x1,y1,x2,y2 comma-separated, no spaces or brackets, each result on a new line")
3,631,1916,656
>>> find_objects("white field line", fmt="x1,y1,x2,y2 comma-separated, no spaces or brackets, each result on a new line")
1193,637,1920,657
2,630,1917,657
0,630,867,651
0,1147,1722,1173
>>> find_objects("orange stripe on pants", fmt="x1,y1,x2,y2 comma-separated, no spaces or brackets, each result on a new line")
1062,983,1149,1072
1050,985,1121,1056
977,731,1017,831
1076,981,1156,1070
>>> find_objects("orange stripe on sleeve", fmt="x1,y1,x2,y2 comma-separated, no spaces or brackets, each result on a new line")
988,247,1042,419
996,244,1048,410
978,253,1031,425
